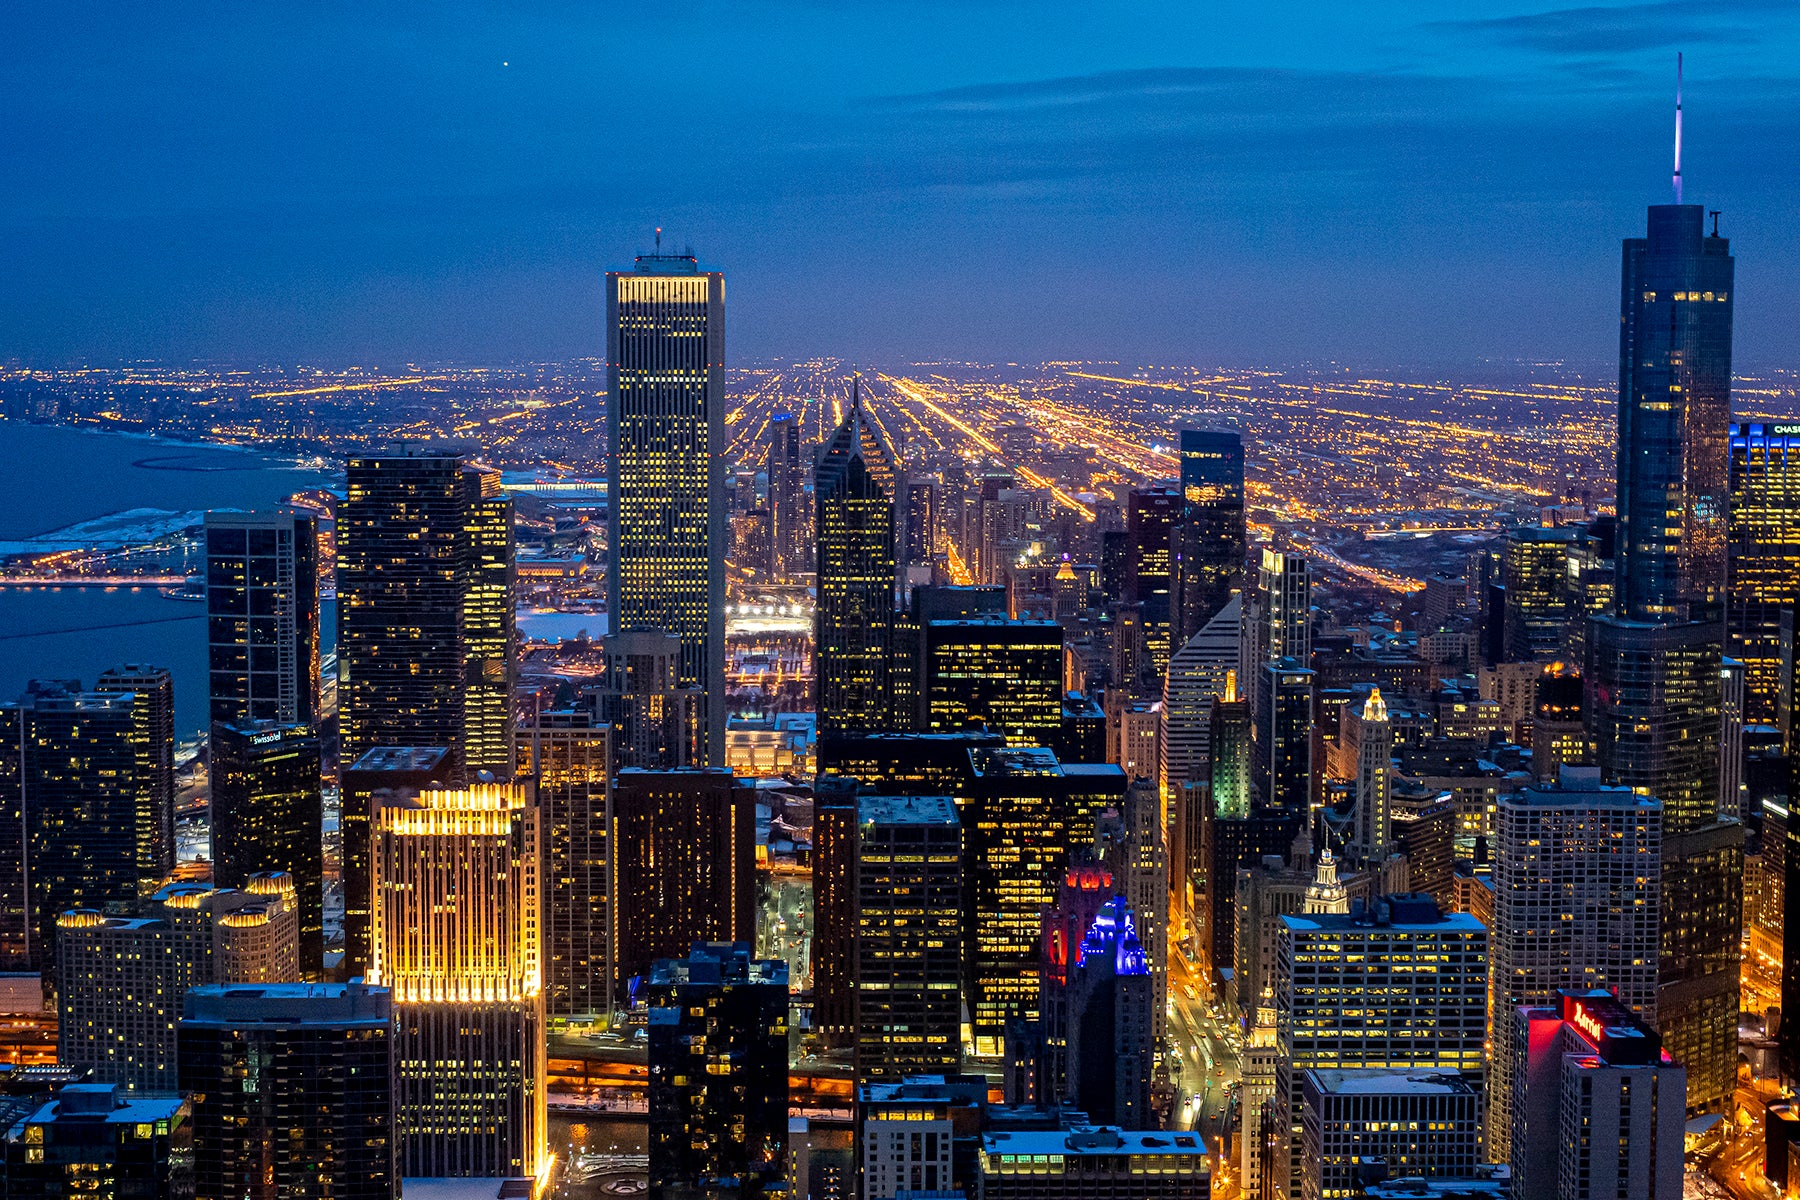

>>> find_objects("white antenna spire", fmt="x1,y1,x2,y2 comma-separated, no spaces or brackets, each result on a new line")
1673,52,1684,205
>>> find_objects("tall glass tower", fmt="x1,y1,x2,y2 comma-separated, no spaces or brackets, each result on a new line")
606,252,726,766
1173,429,1246,647
1589,198,1740,1115
815,386,898,734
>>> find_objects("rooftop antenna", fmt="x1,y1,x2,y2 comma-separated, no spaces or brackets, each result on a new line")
655,226,662,253
1673,52,1684,205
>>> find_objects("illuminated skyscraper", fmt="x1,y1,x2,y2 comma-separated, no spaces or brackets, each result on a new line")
925,617,1064,745
1061,897,1154,1128
94,665,176,895
203,509,321,728
179,981,397,1200
1173,429,1246,648
0,682,158,972
1245,549,1311,688
1485,771,1661,1161
611,768,754,995
606,252,727,766
1162,600,1242,948
338,746,453,980
520,711,612,1025
597,629,704,770
1502,525,1578,663
903,475,940,576
339,445,516,778
210,720,324,977
646,943,789,1200
1589,197,1739,1114
1273,895,1487,1198
369,783,544,1179
853,794,962,1082
1726,422,1800,722
816,387,899,734
1123,485,1180,692
59,879,301,1093
1344,689,1392,868
1258,662,1314,814
767,411,810,580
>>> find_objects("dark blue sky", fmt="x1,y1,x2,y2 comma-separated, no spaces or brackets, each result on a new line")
4,1,1797,368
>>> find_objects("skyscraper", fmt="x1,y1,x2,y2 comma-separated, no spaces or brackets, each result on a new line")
1590,195,1739,1114
816,387,899,734
1258,662,1314,814
339,444,516,778
203,508,321,729
767,411,810,580
1344,689,1393,868
811,774,859,1048
1,682,156,973
368,783,544,1179
925,617,1064,746
596,629,704,770
1485,770,1662,1159
1173,429,1246,648
1273,895,1487,1198
1299,1070,1482,1200
1726,421,1800,722
179,981,397,1200
1245,549,1311,693
1124,486,1181,689
611,768,754,995
607,251,727,766
59,879,301,1093
1061,897,1154,1128
338,746,453,980
853,794,962,1082
93,665,176,896
646,943,789,1200
521,711,612,1025
209,720,323,976
1501,525,1578,663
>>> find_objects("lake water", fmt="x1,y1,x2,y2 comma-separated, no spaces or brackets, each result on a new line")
0,422,336,734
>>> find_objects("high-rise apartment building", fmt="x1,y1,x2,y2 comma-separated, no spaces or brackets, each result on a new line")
1502,525,1578,663
1245,549,1311,711
58,879,301,1093
1173,429,1246,648
1591,198,1738,1114
339,444,516,777
1258,662,1314,814
816,391,898,734
203,508,320,728
1274,895,1487,1198
611,768,754,993
767,411,811,579
93,664,176,896
209,719,323,976
179,981,397,1200
1726,422,1800,722
338,746,453,980
369,783,543,1179
1485,769,1661,1159
520,711,611,1025
924,617,1064,746
606,252,727,766
0,682,158,972
646,943,789,1200
1509,990,1685,1200
1532,667,1591,782
854,795,962,1082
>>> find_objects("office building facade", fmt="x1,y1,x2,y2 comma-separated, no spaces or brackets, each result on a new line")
925,617,1064,746
1727,422,1800,722
203,508,321,729
93,664,177,896
767,411,810,580
369,783,544,1180
606,252,727,765
816,393,899,734
1173,428,1246,648
209,719,324,976
338,746,453,980
178,981,396,1200
520,713,612,1024
1299,1070,1482,1200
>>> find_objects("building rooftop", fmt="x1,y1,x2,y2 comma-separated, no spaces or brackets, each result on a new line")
23,1083,185,1125
1282,893,1484,933
858,794,959,827
183,981,392,1027
1307,1069,1478,1096
983,1126,1209,1158
858,1074,992,1106
346,746,451,773
649,942,788,990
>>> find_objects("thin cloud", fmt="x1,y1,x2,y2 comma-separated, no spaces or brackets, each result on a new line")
1429,0,1786,55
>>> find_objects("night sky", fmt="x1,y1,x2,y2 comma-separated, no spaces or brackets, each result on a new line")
5,2,1797,368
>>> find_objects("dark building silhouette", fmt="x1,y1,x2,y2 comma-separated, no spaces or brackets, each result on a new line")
815,388,898,734
338,444,515,778
179,982,396,1200
1062,897,1154,1127
203,509,321,729
1173,429,1246,648
810,774,859,1047
767,411,810,580
210,720,324,976
521,712,612,1024
612,769,754,997
646,943,788,1200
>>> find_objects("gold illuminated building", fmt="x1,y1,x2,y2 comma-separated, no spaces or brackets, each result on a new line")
370,783,545,1180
